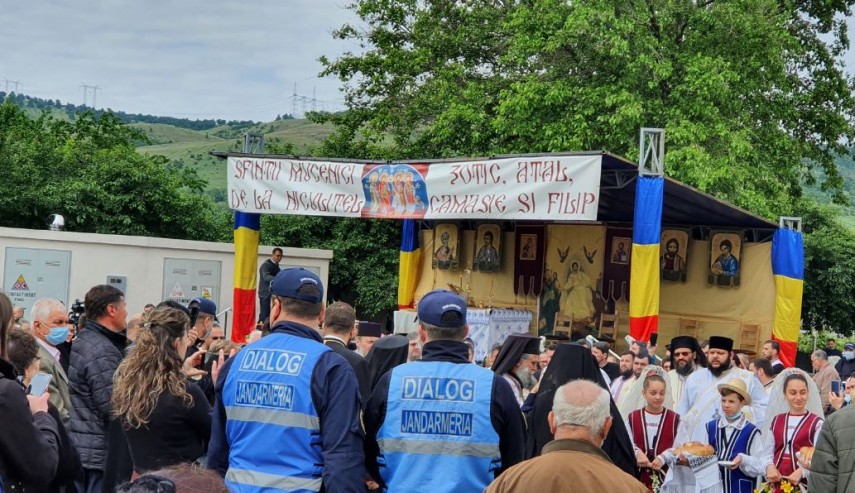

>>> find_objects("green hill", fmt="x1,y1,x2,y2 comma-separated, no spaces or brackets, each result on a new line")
130,123,226,145
136,118,335,202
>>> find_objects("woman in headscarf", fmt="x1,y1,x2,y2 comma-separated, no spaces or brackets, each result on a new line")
365,335,410,394
526,343,639,478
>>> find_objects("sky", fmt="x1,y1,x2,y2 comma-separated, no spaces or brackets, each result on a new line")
0,0,360,122
1,2,854,123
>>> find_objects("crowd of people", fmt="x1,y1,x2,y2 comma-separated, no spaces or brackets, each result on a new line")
1,264,854,492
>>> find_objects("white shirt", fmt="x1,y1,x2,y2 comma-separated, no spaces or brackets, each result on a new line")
600,368,612,387
625,409,666,452
36,337,61,363
676,367,769,445
760,413,824,471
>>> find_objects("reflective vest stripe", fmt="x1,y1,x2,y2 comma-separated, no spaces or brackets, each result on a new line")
225,405,320,430
226,468,323,492
377,438,500,457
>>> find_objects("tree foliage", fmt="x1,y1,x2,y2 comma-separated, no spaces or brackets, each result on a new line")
260,215,401,318
319,0,855,217
0,103,231,241
316,0,855,329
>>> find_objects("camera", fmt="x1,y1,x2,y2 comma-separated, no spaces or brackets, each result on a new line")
69,299,85,326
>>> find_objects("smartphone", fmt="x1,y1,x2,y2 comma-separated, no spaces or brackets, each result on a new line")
203,351,232,374
188,306,200,330
28,372,52,397
832,380,844,395
650,333,659,346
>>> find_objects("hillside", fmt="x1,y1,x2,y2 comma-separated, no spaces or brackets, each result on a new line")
4,89,855,222
136,118,336,202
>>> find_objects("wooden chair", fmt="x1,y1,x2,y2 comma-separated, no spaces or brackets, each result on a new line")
599,312,619,342
678,318,700,338
740,323,761,354
553,313,573,338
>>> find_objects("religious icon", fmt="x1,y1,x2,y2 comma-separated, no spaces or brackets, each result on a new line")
433,223,460,270
660,230,689,282
360,163,428,219
474,224,501,272
610,237,631,265
708,231,742,287
519,234,537,261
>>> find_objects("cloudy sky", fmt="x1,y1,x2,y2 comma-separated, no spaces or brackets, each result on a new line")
0,0,360,121
1,2,854,122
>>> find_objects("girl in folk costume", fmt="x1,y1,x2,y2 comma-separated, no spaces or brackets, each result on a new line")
761,369,824,489
624,366,679,490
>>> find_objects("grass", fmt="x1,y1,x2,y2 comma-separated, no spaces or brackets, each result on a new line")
136,118,335,195
131,123,226,145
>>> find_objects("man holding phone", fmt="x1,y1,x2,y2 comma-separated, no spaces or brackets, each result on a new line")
811,349,840,414
828,376,855,413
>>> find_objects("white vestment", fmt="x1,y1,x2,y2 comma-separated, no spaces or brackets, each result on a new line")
676,367,769,447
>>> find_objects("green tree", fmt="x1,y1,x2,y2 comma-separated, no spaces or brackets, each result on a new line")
316,0,855,328
0,103,231,241
260,215,401,317
318,0,855,217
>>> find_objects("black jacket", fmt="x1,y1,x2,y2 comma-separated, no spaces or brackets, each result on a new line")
324,336,371,405
364,340,526,484
68,319,128,470
0,358,61,492
837,358,855,380
43,403,81,493
257,259,281,298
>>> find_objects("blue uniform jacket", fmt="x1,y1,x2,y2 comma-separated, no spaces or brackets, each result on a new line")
363,340,526,485
207,321,365,493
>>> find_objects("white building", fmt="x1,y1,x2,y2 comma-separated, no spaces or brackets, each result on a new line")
0,227,332,335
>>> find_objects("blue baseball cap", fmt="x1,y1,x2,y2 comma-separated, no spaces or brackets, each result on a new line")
417,289,467,328
189,298,218,320
271,268,324,303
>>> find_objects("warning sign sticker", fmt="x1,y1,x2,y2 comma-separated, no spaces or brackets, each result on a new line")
12,274,29,291
169,282,184,298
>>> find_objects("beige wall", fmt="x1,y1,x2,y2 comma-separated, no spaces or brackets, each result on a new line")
0,227,332,335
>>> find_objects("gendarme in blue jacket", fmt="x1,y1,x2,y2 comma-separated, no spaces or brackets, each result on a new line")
207,321,365,493
364,340,526,491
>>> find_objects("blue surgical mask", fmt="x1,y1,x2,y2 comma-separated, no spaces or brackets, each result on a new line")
845,395,852,405
845,351,855,361
726,411,743,422
45,325,70,346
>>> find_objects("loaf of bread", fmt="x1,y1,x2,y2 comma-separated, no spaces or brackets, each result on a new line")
800,446,815,463
674,442,715,457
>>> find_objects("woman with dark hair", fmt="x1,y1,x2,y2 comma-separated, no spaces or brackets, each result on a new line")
113,306,212,474
525,343,639,478
761,369,824,488
0,292,62,491
6,327,82,492
365,335,409,393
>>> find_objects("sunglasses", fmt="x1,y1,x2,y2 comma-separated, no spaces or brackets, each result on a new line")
210,336,225,341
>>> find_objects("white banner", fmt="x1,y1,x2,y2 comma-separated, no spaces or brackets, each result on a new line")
227,155,602,221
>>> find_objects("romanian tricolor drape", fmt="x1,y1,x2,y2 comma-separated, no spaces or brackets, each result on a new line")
771,228,804,368
232,212,260,343
398,219,421,309
629,176,664,343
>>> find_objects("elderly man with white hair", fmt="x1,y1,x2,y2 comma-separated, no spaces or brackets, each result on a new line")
486,379,647,492
29,297,73,425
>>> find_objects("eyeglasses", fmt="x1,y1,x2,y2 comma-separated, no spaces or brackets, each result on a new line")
210,336,225,341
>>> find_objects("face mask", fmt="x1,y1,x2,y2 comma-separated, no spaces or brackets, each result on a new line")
845,351,855,361
845,395,852,405
45,325,71,346
726,411,743,421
